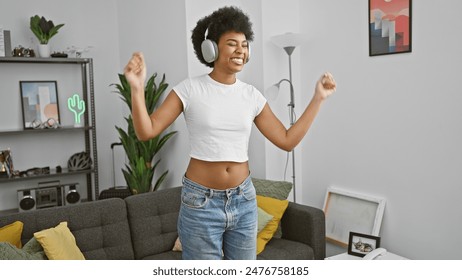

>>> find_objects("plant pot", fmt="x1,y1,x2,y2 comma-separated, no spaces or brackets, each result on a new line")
38,44,50,58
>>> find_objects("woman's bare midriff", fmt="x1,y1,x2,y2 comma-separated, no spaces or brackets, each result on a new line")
185,158,250,190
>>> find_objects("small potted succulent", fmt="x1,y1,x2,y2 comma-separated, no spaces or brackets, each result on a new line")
29,15,65,57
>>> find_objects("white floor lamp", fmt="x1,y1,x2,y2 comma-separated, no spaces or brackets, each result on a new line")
267,32,306,203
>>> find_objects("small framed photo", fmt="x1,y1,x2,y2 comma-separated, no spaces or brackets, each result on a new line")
20,81,60,129
348,232,381,257
369,0,412,56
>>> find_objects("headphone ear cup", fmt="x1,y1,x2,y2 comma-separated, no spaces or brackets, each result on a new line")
201,39,218,63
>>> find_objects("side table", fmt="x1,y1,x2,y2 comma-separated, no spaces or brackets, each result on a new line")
326,252,408,260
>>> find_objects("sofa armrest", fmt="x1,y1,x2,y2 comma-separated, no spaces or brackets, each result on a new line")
280,202,326,260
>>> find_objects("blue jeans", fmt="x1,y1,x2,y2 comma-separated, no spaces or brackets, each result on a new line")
178,175,257,260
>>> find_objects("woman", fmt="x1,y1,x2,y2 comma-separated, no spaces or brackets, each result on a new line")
124,6,336,260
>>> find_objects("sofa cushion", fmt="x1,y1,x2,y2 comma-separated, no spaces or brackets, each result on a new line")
34,221,85,260
256,195,289,254
252,178,292,200
252,178,292,238
142,250,182,260
281,202,326,260
257,238,314,260
0,221,23,248
125,187,182,260
0,237,47,260
0,198,135,260
172,237,182,251
257,207,274,233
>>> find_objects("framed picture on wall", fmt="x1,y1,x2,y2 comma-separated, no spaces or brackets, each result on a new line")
322,186,386,247
369,0,412,56
20,81,60,129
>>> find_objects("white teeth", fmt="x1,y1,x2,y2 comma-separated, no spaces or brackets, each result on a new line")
231,58,244,65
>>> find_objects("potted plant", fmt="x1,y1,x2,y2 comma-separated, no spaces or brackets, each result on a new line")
29,15,65,58
111,73,177,194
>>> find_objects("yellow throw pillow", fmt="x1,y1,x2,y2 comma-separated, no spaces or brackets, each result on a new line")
34,222,85,260
0,221,24,248
256,195,289,254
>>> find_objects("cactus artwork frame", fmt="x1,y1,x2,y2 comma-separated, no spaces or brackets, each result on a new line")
20,81,60,129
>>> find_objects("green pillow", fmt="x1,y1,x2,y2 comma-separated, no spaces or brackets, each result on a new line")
252,177,292,238
252,178,292,200
0,237,47,260
257,207,274,233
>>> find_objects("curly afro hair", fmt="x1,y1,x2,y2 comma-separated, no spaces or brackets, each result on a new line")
191,6,254,68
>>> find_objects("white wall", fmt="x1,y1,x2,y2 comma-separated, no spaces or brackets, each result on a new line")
300,0,462,259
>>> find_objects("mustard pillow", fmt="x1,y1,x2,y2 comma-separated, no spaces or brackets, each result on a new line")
0,221,24,248
256,195,289,254
34,222,85,260
252,178,292,238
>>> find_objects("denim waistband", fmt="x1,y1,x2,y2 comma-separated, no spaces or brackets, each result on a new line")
182,174,252,198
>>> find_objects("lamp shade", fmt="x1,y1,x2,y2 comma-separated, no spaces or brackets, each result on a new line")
265,84,280,101
265,79,294,105
270,32,307,49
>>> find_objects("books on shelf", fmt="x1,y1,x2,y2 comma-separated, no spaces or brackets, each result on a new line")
0,27,12,57
0,27,4,57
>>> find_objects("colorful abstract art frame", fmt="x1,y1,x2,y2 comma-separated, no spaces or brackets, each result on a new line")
20,81,60,129
369,0,412,56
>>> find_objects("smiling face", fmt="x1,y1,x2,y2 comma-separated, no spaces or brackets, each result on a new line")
213,31,249,75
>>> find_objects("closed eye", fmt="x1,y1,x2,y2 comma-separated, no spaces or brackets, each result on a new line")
226,39,248,48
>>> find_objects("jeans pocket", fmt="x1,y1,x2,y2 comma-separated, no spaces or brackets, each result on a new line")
181,187,208,208
242,184,256,201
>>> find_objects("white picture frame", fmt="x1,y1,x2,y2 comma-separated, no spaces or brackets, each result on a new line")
322,186,386,247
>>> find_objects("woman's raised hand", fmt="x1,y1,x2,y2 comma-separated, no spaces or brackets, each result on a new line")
314,72,337,101
124,52,147,92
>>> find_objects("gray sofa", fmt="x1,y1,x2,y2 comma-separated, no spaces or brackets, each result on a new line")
0,186,325,260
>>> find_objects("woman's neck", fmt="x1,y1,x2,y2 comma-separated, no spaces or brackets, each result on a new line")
209,69,236,85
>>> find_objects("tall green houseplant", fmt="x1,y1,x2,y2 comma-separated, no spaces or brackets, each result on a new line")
112,73,177,194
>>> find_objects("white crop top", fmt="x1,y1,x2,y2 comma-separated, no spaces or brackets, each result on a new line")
173,74,267,162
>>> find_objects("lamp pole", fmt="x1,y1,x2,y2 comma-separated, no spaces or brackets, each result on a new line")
283,46,297,203
276,77,296,203
270,32,306,203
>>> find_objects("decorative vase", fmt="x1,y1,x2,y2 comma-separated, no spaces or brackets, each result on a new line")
38,44,50,58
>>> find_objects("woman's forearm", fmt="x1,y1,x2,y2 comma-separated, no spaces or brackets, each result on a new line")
285,95,324,151
131,87,154,141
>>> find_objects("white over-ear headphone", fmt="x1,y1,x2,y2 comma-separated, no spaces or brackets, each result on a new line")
201,28,218,63
201,28,251,63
